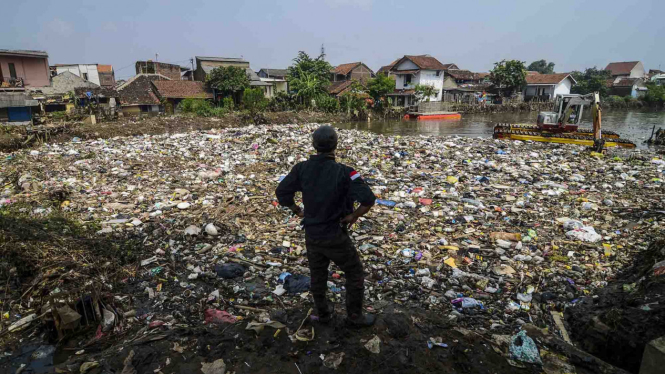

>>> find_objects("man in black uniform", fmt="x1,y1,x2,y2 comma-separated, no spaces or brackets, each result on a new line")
275,125,376,327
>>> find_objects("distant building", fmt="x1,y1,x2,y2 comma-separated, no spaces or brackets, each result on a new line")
331,62,374,83
193,56,249,82
37,71,99,113
257,68,288,98
97,65,116,87
327,62,374,98
0,49,50,123
523,73,576,101
116,74,170,115
53,64,103,86
135,61,182,81
377,54,446,107
605,61,646,83
610,78,647,98
257,68,287,80
152,81,213,113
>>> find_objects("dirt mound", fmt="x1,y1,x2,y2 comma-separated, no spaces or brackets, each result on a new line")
566,238,665,373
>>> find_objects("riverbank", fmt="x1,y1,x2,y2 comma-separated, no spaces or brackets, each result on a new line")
1,122,663,373
0,111,346,152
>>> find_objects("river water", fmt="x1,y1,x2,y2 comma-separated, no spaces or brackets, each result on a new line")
335,110,665,149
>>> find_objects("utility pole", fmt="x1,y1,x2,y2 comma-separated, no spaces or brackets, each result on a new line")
321,44,326,60
190,58,194,81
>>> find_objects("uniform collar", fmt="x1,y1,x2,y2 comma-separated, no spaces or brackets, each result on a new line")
310,153,335,161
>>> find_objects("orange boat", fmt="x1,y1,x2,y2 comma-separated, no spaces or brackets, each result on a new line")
404,112,461,120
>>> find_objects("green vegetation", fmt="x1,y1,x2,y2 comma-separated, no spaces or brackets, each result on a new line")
287,51,332,107
206,66,250,104
316,94,340,114
527,59,555,74
643,83,665,105
490,60,527,95
338,81,367,118
367,73,396,104
570,67,611,97
242,88,268,116
178,98,226,117
414,84,438,102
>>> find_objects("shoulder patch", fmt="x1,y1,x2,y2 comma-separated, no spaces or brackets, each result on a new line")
350,170,360,180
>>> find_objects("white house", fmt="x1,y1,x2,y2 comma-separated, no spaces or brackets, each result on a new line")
53,64,101,86
605,61,646,83
523,73,576,101
377,55,446,107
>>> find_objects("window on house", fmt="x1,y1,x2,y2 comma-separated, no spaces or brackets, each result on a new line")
82,73,89,80
404,74,412,86
435,71,440,76
8,63,17,79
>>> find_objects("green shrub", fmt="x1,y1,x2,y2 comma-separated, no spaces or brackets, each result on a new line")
242,88,268,114
267,92,297,112
222,97,235,111
316,94,340,113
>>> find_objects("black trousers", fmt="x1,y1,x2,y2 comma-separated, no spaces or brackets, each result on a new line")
306,230,365,317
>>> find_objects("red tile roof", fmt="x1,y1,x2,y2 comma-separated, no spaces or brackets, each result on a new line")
446,69,475,80
401,55,446,70
152,81,212,99
98,64,113,73
441,63,459,70
613,78,640,87
328,80,355,95
525,73,574,85
332,62,361,75
380,55,446,74
605,61,640,76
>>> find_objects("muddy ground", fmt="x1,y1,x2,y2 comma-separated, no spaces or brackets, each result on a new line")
566,238,665,373
0,112,344,152
0,203,634,374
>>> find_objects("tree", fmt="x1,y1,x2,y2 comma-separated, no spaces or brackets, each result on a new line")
242,88,268,115
570,67,612,97
489,60,527,95
206,66,250,104
367,73,396,103
643,83,665,106
287,51,332,106
339,80,367,118
527,60,556,74
414,84,438,102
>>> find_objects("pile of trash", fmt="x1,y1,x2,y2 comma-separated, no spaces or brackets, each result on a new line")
1,123,663,372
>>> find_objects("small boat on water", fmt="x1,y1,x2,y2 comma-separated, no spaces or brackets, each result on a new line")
404,111,461,120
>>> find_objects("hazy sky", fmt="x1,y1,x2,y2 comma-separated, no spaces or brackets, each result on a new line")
2,0,663,80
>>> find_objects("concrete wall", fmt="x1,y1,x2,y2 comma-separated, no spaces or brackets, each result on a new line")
418,69,444,101
394,60,418,70
630,62,646,78
56,64,100,86
553,78,572,97
349,65,373,82
0,55,50,87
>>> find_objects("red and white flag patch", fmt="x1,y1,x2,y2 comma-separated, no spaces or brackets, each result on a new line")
350,170,360,180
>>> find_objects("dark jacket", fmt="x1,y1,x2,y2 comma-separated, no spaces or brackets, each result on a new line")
276,154,376,240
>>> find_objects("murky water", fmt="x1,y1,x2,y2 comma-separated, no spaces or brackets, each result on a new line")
335,110,665,149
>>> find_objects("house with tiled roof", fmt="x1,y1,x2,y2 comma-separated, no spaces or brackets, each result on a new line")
605,61,646,83
609,77,647,98
326,62,374,98
523,73,576,101
257,68,288,98
117,74,171,116
378,55,446,106
151,80,213,113
52,63,114,87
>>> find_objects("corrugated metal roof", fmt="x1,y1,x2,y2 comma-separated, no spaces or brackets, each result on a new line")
0,49,48,58
196,56,248,63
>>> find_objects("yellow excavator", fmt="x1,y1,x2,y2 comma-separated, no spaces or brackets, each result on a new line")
493,92,635,148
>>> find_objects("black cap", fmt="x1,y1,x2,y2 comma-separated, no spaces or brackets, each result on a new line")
312,125,338,152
